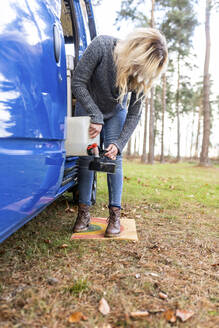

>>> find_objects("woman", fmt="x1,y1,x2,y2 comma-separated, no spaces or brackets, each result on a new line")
71,28,168,237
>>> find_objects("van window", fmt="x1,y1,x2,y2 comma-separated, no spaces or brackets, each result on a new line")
60,0,75,56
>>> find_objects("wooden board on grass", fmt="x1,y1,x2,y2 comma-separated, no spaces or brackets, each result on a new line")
71,218,138,241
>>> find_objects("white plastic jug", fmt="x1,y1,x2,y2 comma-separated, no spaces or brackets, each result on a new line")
65,116,100,156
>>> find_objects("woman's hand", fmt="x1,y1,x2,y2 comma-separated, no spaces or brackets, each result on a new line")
105,144,118,160
89,123,102,139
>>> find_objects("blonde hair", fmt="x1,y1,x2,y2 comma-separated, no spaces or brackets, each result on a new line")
114,28,168,103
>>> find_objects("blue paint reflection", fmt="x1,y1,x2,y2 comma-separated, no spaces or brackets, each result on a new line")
0,0,66,139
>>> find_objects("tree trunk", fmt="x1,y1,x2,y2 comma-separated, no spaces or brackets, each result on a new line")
160,74,166,163
134,134,137,155
141,98,149,163
176,54,181,162
148,89,155,164
138,118,142,155
150,0,155,27
190,109,196,158
148,0,155,164
126,139,131,157
195,105,202,158
200,0,211,166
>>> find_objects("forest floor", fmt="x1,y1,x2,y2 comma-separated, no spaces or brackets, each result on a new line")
0,161,219,328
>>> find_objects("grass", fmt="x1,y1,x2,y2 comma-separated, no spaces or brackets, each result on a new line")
0,160,218,328
64,279,90,296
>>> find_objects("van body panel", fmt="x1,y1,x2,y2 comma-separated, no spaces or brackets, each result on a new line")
0,0,67,242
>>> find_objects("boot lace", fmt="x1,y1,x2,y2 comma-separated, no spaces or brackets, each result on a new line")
106,211,118,224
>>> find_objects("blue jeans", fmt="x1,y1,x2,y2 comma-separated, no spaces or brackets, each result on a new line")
75,102,127,208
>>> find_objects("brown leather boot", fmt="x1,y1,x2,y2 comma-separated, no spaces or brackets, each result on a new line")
104,206,120,238
72,204,90,233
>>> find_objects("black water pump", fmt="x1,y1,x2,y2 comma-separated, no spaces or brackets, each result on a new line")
87,143,116,174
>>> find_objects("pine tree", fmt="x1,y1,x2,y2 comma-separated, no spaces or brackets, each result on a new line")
200,0,212,166
160,0,198,161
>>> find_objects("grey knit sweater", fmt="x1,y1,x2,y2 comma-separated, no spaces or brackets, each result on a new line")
72,35,142,153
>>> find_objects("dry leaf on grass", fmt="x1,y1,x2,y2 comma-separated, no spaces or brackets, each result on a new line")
44,239,51,244
99,297,110,315
163,309,176,323
148,272,159,277
65,200,75,213
148,308,165,313
176,309,194,322
65,208,75,213
130,311,149,318
47,277,59,285
60,244,68,248
68,311,87,323
159,292,168,299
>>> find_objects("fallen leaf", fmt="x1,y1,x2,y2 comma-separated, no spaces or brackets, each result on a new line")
149,244,159,249
65,208,74,213
44,239,51,244
159,292,168,299
60,244,68,248
148,308,165,313
68,312,87,323
169,185,175,189
148,272,159,277
130,311,149,318
163,310,176,323
47,277,59,285
65,200,75,213
99,297,110,315
142,183,149,187
176,309,194,322
211,263,219,267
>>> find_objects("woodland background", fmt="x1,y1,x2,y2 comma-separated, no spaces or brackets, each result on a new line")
92,0,219,166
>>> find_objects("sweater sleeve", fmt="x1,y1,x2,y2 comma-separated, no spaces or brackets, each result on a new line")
72,36,104,124
112,92,143,154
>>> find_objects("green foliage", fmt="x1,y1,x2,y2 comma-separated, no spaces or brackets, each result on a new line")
160,0,198,56
178,78,197,114
115,0,199,121
115,0,148,28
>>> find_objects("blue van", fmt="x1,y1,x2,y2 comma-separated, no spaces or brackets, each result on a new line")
0,0,97,243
